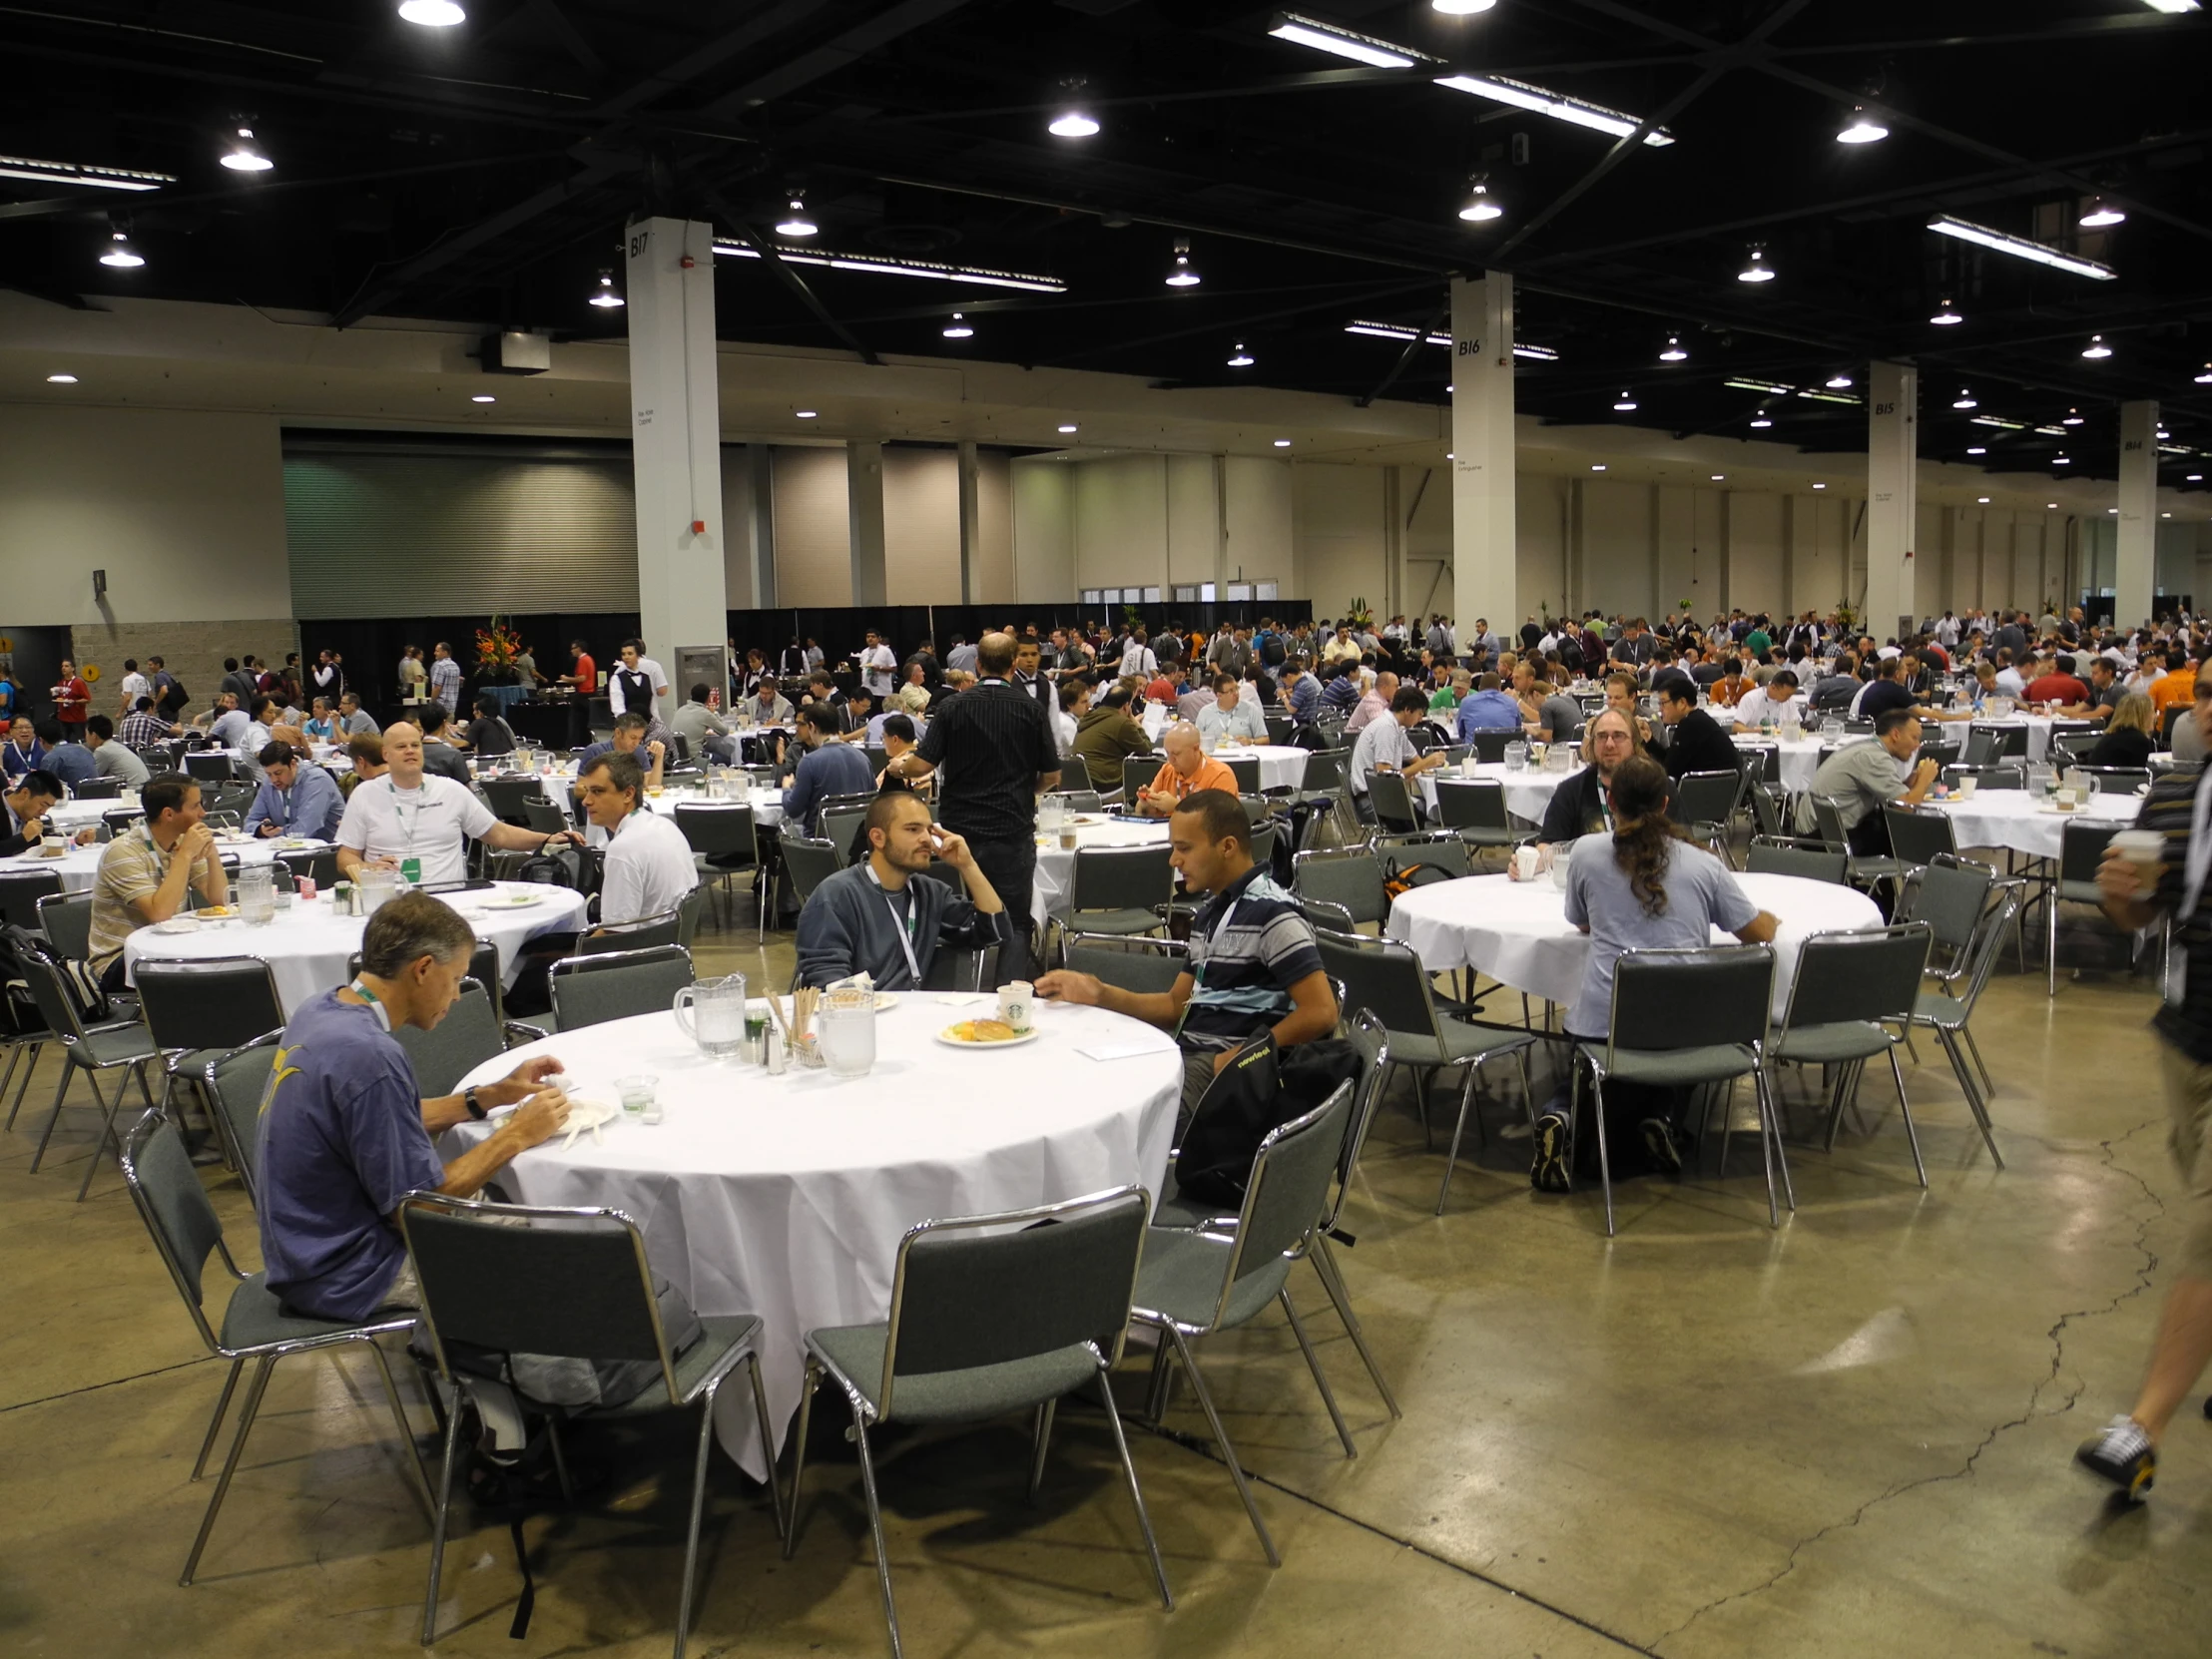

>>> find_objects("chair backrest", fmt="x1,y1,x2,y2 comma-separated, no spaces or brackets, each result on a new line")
398,1193,680,1400
1608,945,1775,1055
480,777,545,824
1782,924,1934,1030
1206,1082,1357,1317
1943,762,2023,790
1293,848,1386,927
1069,841,1174,913
1895,853,1993,954
821,807,869,862
1058,753,1093,793
199,1032,280,1203
780,833,843,904
277,845,341,887
673,803,757,860
2078,767,2150,795
876,1185,1149,1414
1468,729,1513,764
0,869,64,931
1744,835,1846,883
391,977,505,1097
549,944,695,1030
16,942,99,1043
119,1109,228,1349
1223,755,1261,795
33,890,93,962
1378,830,1472,881
1807,794,1851,851
1064,934,1189,994
1670,769,1742,828
1368,771,1419,833
184,752,235,782
1884,805,1957,868
2059,818,2122,883
1430,777,1510,831
581,906,683,954
1320,1009,1389,1234
523,798,572,835
1312,926,1441,1043
134,956,286,1055
1046,790,1103,814
1250,822,1278,867
1301,750,1347,794
675,883,711,947
70,776,122,800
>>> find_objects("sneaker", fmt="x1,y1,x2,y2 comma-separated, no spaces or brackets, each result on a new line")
2075,1414,2156,1501
1640,1118,1684,1177
1530,1113,1570,1193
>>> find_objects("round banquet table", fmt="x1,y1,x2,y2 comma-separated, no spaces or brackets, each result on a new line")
1932,789,2137,859
1732,734,1823,794
1210,744,1309,793
1419,763,1568,827
1969,713,2059,765
46,796,138,834
121,879,588,1014
1031,814,1173,920
4,833,329,894
1384,870,1883,1019
446,999,1183,1477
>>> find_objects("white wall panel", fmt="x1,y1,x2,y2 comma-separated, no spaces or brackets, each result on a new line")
1074,455,1168,594
1729,492,1784,618
1224,456,1293,593
881,446,961,604
1166,453,1220,587
1516,473,1568,623
1580,477,1657,618
1294,462,1385,619
1010,459,1073,603
772,444,851,607
973,449,1014,604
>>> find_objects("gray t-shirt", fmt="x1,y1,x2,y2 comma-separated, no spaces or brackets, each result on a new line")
1538,694,1583,743
1563,837,1758,1037
1797,739,1908,832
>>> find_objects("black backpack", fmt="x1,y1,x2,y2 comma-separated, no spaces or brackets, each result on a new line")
1174,1033,1366,1208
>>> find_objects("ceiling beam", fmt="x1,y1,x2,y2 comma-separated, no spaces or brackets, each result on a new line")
1356,303,1447,408
702,186,881,364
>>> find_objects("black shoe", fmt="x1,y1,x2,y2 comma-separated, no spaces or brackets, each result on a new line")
2203,1394,2211,1421
1530,1113,1570,1193
1640,1118,1684,1178
2075,1415,2156,1501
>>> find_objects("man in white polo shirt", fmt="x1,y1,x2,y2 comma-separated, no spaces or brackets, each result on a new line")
334,722,573,886
576,750,697,926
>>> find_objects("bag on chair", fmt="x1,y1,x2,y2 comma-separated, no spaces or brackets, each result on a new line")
1174,1033,1366,1208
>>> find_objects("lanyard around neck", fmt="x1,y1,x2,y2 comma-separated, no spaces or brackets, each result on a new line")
864,863,923,985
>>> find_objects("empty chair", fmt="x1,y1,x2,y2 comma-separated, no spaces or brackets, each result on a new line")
1771,925,1936,1186
522,798,573,836
199,1033,281,1203
132,955,285,1118
399,1191,780,1656
675,883,711,948
70,776,122,800
1046,790,1103,814
2076,767,2150,795
785,1186,1168,1653
674,804,764,940
0,868,64,931
183,752,235,783
1063,932,1189,991
1291,846,1386,933
1942,762,2024,791
1057,753,1093,793
1745,836,1847,884
19,942,160,1201
1904,880,2021,1169
1807,795,1904,899
1669,769,1745,860
480,776,546,825
277,845,341,887
390,976,533,1097
1883,804,1958,871
118,1110,426,1587
1429,778,1531,863
1222,755,1261,795
2047,818,2124,994
1467,729,1514,764
1376,829,1472,883
549,943,694,1030
1065,842,1173,939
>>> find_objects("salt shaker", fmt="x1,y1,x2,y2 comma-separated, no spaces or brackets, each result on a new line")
765,1025,787,1075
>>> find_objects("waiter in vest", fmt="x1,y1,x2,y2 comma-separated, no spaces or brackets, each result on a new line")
608,639,667,722
1012,638,1061,725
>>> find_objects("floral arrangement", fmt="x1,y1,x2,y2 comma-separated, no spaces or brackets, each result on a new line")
474,615,524,675
1346,596,1376,631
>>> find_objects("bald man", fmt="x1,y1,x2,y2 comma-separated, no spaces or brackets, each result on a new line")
333,721,575,885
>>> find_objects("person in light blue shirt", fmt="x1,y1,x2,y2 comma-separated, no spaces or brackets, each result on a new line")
303,698,337,741
245,741,345,840
38,720,98,792
1455,673,1525,740
783,703,876,835
1195,675,1268,744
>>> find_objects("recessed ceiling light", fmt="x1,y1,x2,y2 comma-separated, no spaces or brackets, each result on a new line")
1164,236,1201,287
775,198,818,238
471,394,495,403
796,409,818,419
2081,333,2113,358
1977,496,1991,503
1659,335,1687,362
588,270,624,308
1930,297,1963,325
1590,463,1607,472
397,0,465,24
2047,502,2059,509
1058,423,1078,433
2108,507,2120,514
220,127,273,173
1812,482,1827,490
1836,106,1888,145
45,372,77,384
1227,341,1254,367
1710,473,1726,481
97,230,144,268
941,311,973,338
1738,246,1775,283
2079,197,2126,228
1274,438,1292,447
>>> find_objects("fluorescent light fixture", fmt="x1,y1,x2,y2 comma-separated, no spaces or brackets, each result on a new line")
1727,378,1793,395
1227,341,1255,367
45,373,77,384
398,0,465,24
1048,110,1100,138
1928,215,2117,279
1836,107,1888,145
0,155,173,192
1436,73,1673,145
1796,388,1863,406
2033,424,2067,436
2079,198,2125,228
220,127,272,173
1659,335,1687,362
2143,2,2199,13
1978,496,1991,503
1342,320,1556,359
588,270,623,308
1165,237,1200,287
1458,182,1502,223
1738,246,1775,282
1967,445,1988,455
1930,297,1962,325
97,231,144,268
775,199,818,238
1590,464,1607,472
471,394,495,403
1058,423,1079,433
1274,438,1293,447
941,312,972,338
2081,333,2113,358
796,409,819,419
1512,343,1558,361
1431,0,1497,13
1613,390,1638,411
1269,14,1431,69
713,240,1065,292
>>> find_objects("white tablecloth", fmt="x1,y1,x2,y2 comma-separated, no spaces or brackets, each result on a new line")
448,1000,1183,1477
122,879,588,1013
1211,745,1309,793
45,797,136,833
4,834,329,894
1968,714,2059,765
1384,870,1883,1018
1932,790,2137,859
1419,764,1568,827
1032,816,1174,920
1732,735,1823,794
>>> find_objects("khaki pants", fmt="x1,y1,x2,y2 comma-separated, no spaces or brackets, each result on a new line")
2155,1040,2212,1281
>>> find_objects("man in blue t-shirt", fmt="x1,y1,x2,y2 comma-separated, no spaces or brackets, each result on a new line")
257,892,571,1324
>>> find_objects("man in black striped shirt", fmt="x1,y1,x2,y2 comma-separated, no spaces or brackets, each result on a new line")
887,631,1059,978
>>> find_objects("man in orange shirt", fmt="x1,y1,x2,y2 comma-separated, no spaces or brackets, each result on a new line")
1136,723,1238,817
560,637,598,696
2150,649,2197,716
1711,655,1753,706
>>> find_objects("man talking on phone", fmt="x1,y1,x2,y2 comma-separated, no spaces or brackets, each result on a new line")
794,790,1010,989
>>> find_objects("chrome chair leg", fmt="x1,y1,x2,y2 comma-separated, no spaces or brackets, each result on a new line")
1026,1399,1056,1503
4,1038,43,1129
782,1361,820,1561
1143,1325,1176,1421
192,1358,245,1481
183,1354,275,1586
420,1381,467,1643
2047,889,2060,996
1163,1325,1278,1566
849,1411,904,1659
673,1375,724,1659
1890,1048,1928,1189
1311,1236,1399,1418
364,1341,437,1518
1280,1287,1356,1457
746,1352,787,1541
1589,1072,1617,1236
1094,1366,1174,1610
1936,1027,2005,1168
1962,1027,1996,1098
28,1057,74,1173
1433,1063,1481,1216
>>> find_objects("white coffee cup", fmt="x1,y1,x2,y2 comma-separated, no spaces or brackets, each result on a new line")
1512,845,1541,881
998,979,1035,1033
1955,775,1977,800
2113,829,2163,891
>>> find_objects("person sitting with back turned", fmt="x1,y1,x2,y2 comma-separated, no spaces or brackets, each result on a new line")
39,718,98,793
1455,672,1524,740
245,741,344,841
782,702,875,836
85,716,151,790
1793,709,1937,856
671,682,736,766
1037,789,1339,1123
340,732,386,798
464,692,517,759
796,790,1008,990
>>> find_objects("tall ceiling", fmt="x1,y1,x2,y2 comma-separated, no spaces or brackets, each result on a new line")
4,1,2209,491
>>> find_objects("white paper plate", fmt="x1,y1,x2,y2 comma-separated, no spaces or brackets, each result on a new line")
933,1024,1040,1050
477,890,546,908
154,916,201,934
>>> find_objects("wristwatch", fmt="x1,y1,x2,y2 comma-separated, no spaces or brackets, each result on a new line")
463,1086,487,1121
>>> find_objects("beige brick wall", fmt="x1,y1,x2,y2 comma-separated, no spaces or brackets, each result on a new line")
70,619,300,719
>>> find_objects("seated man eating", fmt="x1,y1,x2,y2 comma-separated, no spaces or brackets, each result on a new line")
1037,788,1339,1121
795,790,1010,989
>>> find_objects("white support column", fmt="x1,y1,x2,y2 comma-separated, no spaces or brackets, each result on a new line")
1450,273,1517,635
1865,361,1918,641
624,217,727,695
2118,399,2159,626
956,440,980,605
847,440,886,605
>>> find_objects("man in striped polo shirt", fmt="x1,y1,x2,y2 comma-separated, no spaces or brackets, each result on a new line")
1036,788,1338,1121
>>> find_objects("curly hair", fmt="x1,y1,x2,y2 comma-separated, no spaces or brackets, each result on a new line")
1606,755,1688,917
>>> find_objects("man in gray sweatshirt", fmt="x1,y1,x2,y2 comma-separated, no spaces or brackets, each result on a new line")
796,791,1010,989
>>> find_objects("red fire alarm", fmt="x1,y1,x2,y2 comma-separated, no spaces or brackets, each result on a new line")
679,254,696,270
691,519,706,534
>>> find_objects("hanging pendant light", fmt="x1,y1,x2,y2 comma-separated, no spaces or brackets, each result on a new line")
1658,334,1688,362
1738,245,1775,282
1951,388,1977,409
397,0,465,24
98,229,144,268
2078,198,2126,228
941,312,973,338
1457,178,1502,223
1835,106,1888,145
1164,236,1201,286
1929,297,1962,325
588,270,624,308
775,197,818,237
1227,341,1255,367
2081,333,2113,358
220,126,273,173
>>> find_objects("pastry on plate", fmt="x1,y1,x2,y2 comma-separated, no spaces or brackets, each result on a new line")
945,1018,1019,1043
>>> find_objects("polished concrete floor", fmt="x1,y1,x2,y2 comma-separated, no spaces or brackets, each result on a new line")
2,904,2205,1659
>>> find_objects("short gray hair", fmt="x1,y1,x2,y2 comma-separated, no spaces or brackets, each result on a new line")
358,892,477,979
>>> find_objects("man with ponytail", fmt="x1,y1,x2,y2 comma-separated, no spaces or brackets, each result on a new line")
1528,755,1779,1192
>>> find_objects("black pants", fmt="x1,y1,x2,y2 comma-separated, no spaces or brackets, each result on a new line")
962,833,1038,981
1846,811,1893,858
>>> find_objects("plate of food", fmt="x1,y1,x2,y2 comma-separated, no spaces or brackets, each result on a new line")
475,890,546,908
935,1019,1039,1049
196,903,237,919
